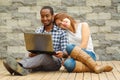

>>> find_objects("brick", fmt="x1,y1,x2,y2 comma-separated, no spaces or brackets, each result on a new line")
106,47,119,54
90,26,99,33
37,0,50,6
18,6,40,13
79,6,92,14
7,20,18,27
67,7,80,14
93,40,100,47
18,7,31,13
86,13,98,20
86,0,111,6
86,13,111,20
99,26,111,33
0,0,12,6
7,33,24,41
117,5,120,13
49,0,61,6
0,13,12,19
105,20,120,26
98,13,111,19
7,46,27,53
37,0,61,6
0,26,12,32
105,33,120,41
18,19,31,27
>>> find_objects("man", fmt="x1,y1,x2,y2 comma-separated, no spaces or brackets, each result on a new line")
3,6,68,76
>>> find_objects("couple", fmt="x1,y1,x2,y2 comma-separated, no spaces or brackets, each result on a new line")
3,6,113,76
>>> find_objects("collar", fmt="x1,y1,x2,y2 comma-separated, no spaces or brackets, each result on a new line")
41,24,59,32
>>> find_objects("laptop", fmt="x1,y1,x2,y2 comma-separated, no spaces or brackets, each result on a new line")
24,32,56,55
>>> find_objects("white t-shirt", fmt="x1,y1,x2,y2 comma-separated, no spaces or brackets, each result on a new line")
67,23,94,53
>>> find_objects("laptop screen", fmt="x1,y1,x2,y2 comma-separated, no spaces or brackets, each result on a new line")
24,33,55,54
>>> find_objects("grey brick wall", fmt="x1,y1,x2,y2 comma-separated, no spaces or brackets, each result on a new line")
0,0,120,60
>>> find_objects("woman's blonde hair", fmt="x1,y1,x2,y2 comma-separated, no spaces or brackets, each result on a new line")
54,13,76,32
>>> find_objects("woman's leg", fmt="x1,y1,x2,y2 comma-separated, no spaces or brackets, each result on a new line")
66,44,113,73
64,58,92,72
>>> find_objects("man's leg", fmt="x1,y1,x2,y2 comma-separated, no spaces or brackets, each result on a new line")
3,55,28,76
19,54,61,71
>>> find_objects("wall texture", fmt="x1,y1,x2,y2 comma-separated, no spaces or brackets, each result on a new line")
0,0,120,60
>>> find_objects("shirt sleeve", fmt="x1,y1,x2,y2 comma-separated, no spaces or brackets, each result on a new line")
60,30,69,51
35,27,43,33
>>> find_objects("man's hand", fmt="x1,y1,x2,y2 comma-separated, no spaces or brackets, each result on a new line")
29,53,38,57
54,51,63,58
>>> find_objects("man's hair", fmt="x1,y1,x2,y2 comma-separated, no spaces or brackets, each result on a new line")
40,6,54,15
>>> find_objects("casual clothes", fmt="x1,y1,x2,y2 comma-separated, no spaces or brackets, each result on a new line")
67,23,96,60
67,23,94,52
19,25,68,71
64,23,96,72
35,25,68,52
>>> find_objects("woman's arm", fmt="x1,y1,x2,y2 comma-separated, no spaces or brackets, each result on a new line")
79,22,90,49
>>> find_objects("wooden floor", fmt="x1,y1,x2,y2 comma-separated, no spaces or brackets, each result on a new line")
0,60,120,80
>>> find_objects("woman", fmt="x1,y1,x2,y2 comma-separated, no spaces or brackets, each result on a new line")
54,13,113,73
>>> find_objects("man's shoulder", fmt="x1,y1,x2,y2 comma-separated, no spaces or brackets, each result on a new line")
35,26,43,33
54,25,66,32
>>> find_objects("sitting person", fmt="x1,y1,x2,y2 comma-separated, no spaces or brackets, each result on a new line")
3,6,68,76
54,13,113,73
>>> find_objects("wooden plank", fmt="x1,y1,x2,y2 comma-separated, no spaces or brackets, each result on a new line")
75,73,83,80
57,72,69,80
99,72,108,80
84,72,92,80
111,61,120,80
40,71,55,80
16,76,29,80
102,61,116,80
97,61,108,80
112,61,120,71
26,71,49,80
105,72,116,80
91,73,99,80
0,60,120,80
50,66,68,80
112,71,120,80
49,71,62,80
67,73,76,80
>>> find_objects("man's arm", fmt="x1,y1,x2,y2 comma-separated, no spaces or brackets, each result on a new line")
55,30,69,58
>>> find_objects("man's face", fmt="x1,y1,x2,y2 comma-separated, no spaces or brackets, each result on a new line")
40,9,53,26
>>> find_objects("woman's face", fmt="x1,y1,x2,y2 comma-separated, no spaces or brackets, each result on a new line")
55,18,71,30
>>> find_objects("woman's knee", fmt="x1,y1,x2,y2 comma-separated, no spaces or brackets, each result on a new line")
82,49,96,61
66,44,76,55
63,58,76,72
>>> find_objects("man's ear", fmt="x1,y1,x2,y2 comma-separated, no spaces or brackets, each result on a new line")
52,14,56,23
52,15,54,23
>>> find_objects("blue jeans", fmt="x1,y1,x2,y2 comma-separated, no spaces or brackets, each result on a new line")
64,44,96,72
